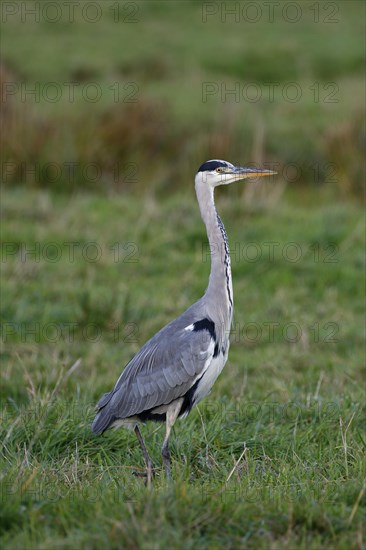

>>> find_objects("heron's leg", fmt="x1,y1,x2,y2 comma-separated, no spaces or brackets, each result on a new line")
134,425,154,487
162,398,183,479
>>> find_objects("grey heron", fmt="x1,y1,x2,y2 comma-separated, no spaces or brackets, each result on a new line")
92,160,276,482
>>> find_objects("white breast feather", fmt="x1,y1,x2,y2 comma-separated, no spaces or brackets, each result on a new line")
192,344,229,405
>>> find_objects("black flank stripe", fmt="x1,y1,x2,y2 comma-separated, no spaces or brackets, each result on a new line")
179,375,203,417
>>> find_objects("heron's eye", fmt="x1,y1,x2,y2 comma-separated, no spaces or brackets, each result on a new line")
216,167,223,173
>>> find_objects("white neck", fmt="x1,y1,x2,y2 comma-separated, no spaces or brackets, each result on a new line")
195,180,233,331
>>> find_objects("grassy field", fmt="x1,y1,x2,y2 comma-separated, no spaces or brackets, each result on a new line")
1,1,365,548
1,185,365,548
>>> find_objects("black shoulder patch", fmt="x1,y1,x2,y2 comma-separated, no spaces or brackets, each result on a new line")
193,318,216,340
197,160,228,172
213,343,219,357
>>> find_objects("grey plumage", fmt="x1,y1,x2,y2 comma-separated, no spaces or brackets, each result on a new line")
92,159,276,480
92,300,217,433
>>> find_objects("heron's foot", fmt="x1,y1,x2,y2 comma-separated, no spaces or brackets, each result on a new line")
132,468,157,478
132,463,156,487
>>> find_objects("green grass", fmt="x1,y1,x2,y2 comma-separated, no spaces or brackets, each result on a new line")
1,185,365,548
1,1,365,547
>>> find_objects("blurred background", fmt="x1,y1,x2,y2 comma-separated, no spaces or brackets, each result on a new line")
1,0,364,196
1,3,365,547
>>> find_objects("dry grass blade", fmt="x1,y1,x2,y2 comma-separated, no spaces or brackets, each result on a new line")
347,478,366,525
15,358,82,483
226,445,248,483
339,411,356,480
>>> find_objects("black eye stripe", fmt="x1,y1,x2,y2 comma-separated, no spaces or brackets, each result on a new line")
197,160,230,173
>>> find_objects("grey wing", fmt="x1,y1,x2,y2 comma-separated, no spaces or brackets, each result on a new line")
92,323,214,433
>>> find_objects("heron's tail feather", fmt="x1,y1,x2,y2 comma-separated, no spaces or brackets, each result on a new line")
91,409,115,434
92,390,115,434
95,390,113,409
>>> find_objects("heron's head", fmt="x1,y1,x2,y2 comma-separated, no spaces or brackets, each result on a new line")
195,159,276,187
